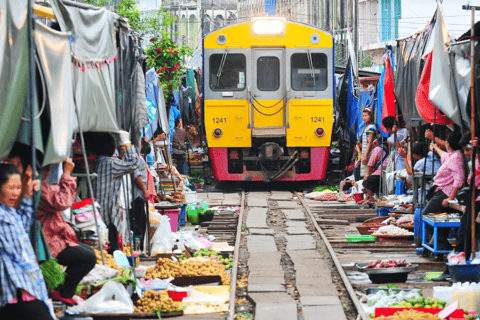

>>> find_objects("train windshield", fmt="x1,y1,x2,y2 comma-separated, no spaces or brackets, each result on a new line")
210,53,246,91
257,57,280,91
291,53,327,91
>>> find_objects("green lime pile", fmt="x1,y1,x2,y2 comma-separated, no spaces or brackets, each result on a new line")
389,297,446,309
185,248,233,269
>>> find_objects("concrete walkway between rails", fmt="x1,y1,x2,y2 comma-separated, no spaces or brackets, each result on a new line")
245,191,347,320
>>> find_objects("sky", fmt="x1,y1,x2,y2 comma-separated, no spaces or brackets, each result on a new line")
398,0,480,39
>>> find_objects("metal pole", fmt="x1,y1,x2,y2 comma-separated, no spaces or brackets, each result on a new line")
470,7,477,255
27,0,38,255
354,0,358,57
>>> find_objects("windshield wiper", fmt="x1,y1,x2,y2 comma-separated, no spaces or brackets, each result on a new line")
216,50,229,86
306,50,316,87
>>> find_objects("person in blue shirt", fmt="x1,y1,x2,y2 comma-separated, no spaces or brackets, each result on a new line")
383,116,409,171
399,142,441,186
0,164,54,319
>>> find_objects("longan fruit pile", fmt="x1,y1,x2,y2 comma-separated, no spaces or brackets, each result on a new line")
144,258,231,286
94,249,123,272
134,289,178,313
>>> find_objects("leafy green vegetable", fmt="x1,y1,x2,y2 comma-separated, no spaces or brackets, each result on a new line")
379,284,399,289
313,185,339,192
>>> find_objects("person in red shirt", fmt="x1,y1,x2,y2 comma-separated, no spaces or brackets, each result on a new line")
38,158,96,305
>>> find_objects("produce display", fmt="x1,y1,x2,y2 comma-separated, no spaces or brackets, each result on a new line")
313,186,339,192
144,257,231,286
361,287,423,315
94,249,123,272
372,225,414,236
373,309,440,320
134,289,181,313
365,260,411,269
315,193,338,201
390,297,446,308
179,249,233,270
395,215,414,228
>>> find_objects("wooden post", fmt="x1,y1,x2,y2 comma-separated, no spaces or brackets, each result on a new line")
470,7,477,255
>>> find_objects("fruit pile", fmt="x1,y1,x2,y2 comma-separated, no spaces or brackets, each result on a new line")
134,289,180,313
144,257,231,285
365,260,411,269
184,249,233,269
389,297,446,309
373,309,441,320
94,249,123,272
315,193,338,201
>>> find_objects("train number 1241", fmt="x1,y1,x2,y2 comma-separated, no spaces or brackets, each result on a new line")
213,118,227,123
311,117,324,122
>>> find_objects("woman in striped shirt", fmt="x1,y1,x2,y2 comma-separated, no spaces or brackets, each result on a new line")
0,164,54,319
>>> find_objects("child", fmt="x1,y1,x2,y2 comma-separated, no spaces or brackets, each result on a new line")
363,135,389,204
360,107,377,178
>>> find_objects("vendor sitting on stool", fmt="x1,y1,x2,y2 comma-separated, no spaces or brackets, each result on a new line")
362,134,389,204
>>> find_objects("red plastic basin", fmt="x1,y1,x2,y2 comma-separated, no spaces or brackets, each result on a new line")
167,290,188,301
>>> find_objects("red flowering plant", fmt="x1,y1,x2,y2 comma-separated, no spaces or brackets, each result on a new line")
145,33,192,97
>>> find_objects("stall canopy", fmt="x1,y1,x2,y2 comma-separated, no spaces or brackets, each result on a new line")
49,0,119,133
34,21,76,165
0,0,30,160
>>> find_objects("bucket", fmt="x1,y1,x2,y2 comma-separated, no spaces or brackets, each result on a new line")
395,179,405,196
414,207,424,244
164,209,180,232
353,193,364,204
184,191,196,203
376,207,393,217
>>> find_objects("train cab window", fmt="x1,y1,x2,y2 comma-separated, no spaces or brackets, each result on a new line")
291,53,327,91
210,53,246,91
257,57,280,91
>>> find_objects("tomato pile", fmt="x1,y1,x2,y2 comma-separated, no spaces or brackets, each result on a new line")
365,260,411,269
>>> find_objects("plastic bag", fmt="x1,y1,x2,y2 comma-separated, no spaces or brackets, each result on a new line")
79,264,120,285
73,281,133,314
448,251,466,265
151,215,172,245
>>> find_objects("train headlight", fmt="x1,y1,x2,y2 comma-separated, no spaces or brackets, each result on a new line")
315,127,324,137
252,18,286,36
213,128,223,138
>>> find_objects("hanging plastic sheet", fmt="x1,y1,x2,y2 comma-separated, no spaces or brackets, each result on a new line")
376,65,388,137
450,42,473,130
132,63,149,150
0,0,29,159
49,0,119,133
429,5,468,130
395,31,431,125
356,89,376,142
145,68,170,140
416,51,453,125
346,66,359,143
34,21,76,165
381,50,397,131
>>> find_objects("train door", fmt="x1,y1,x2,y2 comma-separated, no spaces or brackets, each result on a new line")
251,48,286,137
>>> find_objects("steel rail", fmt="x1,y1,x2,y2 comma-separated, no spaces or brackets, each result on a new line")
228,191,246,320
295,192,370,320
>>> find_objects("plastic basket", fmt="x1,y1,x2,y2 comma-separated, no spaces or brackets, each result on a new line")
167,290,188,301
376,206,394,217
346,235,376,242
164,209,180,232
447,263,480,282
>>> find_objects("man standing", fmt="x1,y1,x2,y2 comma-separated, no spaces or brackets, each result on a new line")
91,131,140,253
172,118,188,175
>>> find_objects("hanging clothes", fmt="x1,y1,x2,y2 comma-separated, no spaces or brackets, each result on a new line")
145,68,169,141
381,52,396,132
132,63,149,150
186,69,196,102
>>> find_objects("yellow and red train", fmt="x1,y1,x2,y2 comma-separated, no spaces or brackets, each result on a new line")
203,18,335,181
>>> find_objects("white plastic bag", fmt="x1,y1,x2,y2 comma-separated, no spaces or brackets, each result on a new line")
76,281,134,314
79,264,120,285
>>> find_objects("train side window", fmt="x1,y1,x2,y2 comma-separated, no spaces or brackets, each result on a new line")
210,53,246,91
291,53,327,91
257,57,280,91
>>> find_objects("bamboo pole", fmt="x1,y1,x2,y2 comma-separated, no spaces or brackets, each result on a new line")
470,7,477,255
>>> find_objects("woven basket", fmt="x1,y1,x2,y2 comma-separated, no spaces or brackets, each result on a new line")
356,225,379,235
363,216,389,225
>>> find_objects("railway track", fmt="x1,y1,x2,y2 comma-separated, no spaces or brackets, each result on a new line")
192,188,448,320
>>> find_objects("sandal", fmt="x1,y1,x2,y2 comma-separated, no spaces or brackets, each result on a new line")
51,290,74,306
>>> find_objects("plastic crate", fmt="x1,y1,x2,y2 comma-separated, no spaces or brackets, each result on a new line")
447,262,480,282
346,235,376,242
376,206,394,217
